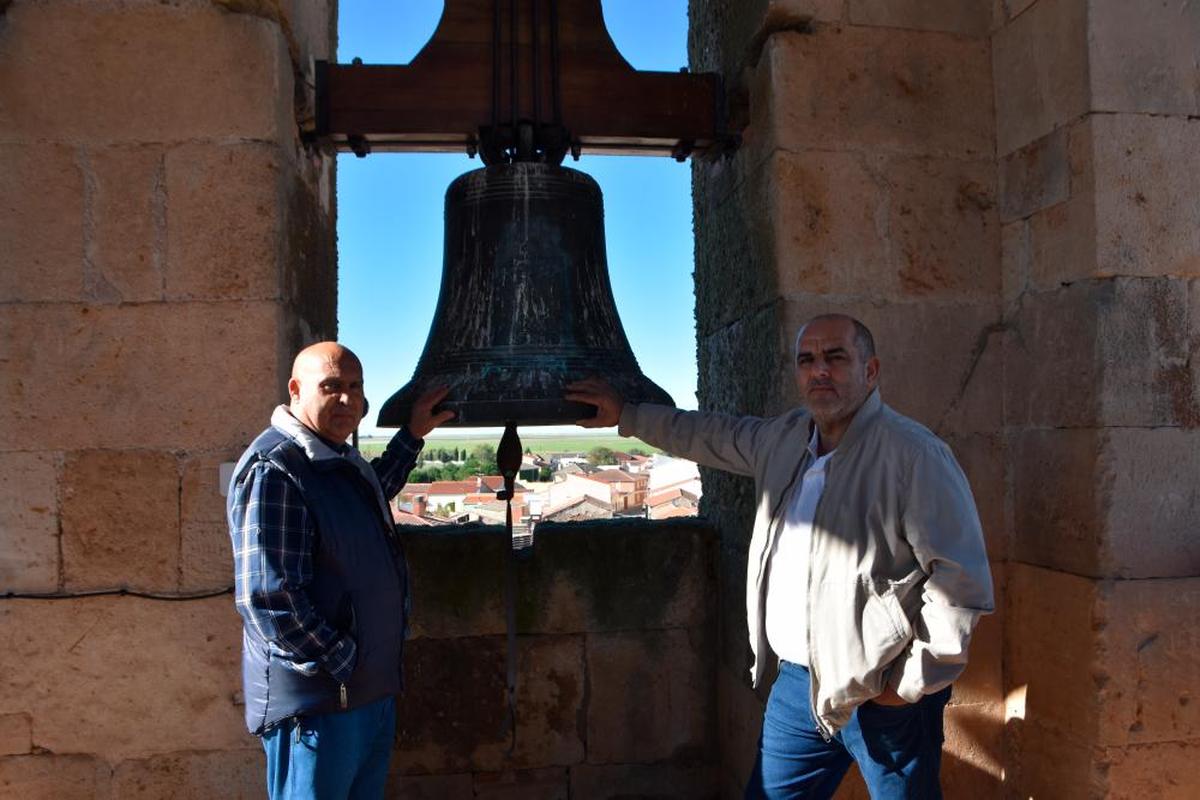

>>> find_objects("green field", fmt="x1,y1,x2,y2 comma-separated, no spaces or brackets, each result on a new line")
357,432,659,458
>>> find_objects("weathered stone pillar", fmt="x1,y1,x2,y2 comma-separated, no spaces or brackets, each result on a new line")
0,0,335,793
689,2,1005,796
995,1,1200,796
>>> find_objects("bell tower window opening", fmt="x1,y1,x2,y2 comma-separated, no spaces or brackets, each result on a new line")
336,1,698,525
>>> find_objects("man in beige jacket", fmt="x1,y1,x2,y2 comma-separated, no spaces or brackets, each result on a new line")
567,313,993,799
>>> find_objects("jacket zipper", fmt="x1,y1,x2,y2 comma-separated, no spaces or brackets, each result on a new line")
339,682,348,709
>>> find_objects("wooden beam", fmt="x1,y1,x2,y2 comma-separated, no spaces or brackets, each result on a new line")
315,0,731,159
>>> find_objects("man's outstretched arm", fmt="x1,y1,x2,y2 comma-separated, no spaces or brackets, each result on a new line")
372,385,456,499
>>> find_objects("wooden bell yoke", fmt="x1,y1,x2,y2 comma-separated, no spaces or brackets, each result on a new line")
314,0,734,164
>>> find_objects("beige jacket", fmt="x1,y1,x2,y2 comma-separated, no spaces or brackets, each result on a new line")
620,389,993,737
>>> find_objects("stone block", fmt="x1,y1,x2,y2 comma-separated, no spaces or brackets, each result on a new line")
1104,740,1200,800
281,160,338,333
394,634,583,773
1005,564,1100,744
0,452,60,593
61,449,180,592
472,767,569,800
780,297,1003,437
848,0,992,37
0,596,246,761
0,143,83,302
941,702,1005,796
181,450,243,527
763,0,846,27
111,749,262,799
692,154,778,336
0,1,293,144
509,636,584,768
1010,429,1105,577
165,144,285,301
387,772,474,799
941,434,1007,560
521,522,714,634
0,714,31,756
0,754,111,800
882,156,999,300
404,528,506,639
393,636,506,774
951,564,1005,707
1005,278,1196,429
1004,717,1099,800
717,664,763,792
280,0,336,125
181,522,234,593
778,143,1004,309
88,146,166,303
762,26,993,159
0,301,284,451
992,0,1089,155
1097,576,1200,746
1004,0,1040,21
569,763,719,800
1088,0,1200,118
586,628,715,764
1001,219,1031,312
1027,189,1097,291
1091,114,1200,280
998,125,1070,222
1008,565,1200,748
698,304,790,418
1013,428,1200,579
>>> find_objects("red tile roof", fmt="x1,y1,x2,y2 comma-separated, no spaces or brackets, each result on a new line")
392,509,435,526
581,470,637,484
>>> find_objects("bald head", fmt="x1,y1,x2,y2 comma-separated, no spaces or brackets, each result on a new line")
291,342,362,381
288,341,365,444
794,314,875,361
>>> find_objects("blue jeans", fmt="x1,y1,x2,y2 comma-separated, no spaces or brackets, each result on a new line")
745,662,951,799
262,696,396,800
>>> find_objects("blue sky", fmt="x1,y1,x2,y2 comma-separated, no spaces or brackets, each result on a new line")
336,0,696,436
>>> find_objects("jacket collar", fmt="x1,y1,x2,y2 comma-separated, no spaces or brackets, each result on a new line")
806,388,883,458
270,405,346,463
270,405,394,526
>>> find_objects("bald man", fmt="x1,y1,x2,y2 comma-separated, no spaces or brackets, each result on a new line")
567,314,993,799
228,342,453,800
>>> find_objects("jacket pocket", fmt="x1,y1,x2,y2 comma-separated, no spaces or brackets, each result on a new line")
267,641,320,677
858,574,917,668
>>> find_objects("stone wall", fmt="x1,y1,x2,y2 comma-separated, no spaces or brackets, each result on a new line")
389,522,718,798
689,2,1005,795
3,0,1198,797
0,0,335,794
994,1,1200,796
690,1,1199,798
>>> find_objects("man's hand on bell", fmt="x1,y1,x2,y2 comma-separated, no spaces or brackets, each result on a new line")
408,386,456,439
565,377,626,428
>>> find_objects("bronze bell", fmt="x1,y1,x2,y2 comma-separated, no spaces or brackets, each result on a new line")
377,162,673,428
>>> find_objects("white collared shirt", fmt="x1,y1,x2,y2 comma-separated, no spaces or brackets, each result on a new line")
764,428,833,666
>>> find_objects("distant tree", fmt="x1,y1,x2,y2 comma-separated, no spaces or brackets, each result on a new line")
470,444,496,463
628,447,649,457
538,466,553,481
587,446,615,466
410,466,447,483
439,449,454,464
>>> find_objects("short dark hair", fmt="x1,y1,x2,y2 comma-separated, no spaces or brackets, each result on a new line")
794,314,876,360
